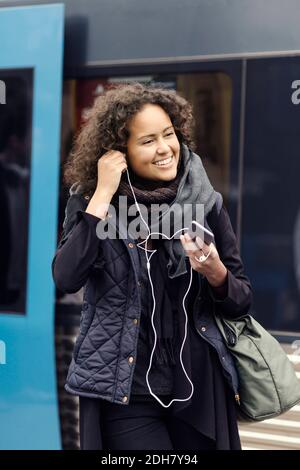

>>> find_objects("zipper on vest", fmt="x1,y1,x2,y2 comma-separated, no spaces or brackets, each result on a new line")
235,394,240,405
194,276,240,407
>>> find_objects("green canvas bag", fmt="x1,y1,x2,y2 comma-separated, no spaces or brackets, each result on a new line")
214,313,300,422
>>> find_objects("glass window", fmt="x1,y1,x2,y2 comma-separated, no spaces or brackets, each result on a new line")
0,69,32,314
242,57,300,333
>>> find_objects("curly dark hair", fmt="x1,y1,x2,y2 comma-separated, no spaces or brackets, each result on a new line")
64,82,195,196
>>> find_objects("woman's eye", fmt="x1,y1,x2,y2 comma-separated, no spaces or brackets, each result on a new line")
143,132,173,145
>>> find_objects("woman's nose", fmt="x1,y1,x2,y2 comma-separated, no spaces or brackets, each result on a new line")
156,137,170,153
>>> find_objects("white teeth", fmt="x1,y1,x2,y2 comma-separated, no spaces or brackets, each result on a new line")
154,156,173,166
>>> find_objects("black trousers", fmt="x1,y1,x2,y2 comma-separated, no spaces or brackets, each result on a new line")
79,394,216,451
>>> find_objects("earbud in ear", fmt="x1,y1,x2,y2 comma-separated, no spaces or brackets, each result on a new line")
199,255,205,262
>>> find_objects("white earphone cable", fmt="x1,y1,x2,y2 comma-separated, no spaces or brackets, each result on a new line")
125,168,194,408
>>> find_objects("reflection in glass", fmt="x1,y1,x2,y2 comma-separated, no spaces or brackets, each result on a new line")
0,69,32,314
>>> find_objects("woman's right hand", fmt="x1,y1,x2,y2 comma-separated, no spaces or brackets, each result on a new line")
96,149,128,197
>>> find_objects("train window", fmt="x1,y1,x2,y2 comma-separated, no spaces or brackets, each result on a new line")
242,57,300,333
176,73,232,201
0,69,32,314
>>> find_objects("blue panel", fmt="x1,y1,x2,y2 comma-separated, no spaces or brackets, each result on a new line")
0,4,64,449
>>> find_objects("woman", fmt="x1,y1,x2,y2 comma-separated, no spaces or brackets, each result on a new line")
52,82,253,450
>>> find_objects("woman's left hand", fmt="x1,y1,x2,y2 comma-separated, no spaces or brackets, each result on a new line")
180,233,228,288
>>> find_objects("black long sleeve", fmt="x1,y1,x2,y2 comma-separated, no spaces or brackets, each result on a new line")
52,194,102,293
206,204,253,318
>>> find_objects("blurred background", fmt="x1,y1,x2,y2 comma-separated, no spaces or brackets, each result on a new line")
0,0,300,450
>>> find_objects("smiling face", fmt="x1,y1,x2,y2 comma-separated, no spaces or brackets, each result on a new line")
126,104,181,181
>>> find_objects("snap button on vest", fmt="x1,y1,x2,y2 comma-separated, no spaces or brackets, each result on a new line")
128,242,134,248
128,356,134,364
201,326,206,332
133,318,138,325
122,396,128,403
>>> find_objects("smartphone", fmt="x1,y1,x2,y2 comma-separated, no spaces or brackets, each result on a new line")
187,220,215,246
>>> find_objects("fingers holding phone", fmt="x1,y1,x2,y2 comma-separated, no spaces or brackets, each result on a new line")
180,231,218,276
180,220,218,274
180,232,212,259
188,221,215,246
